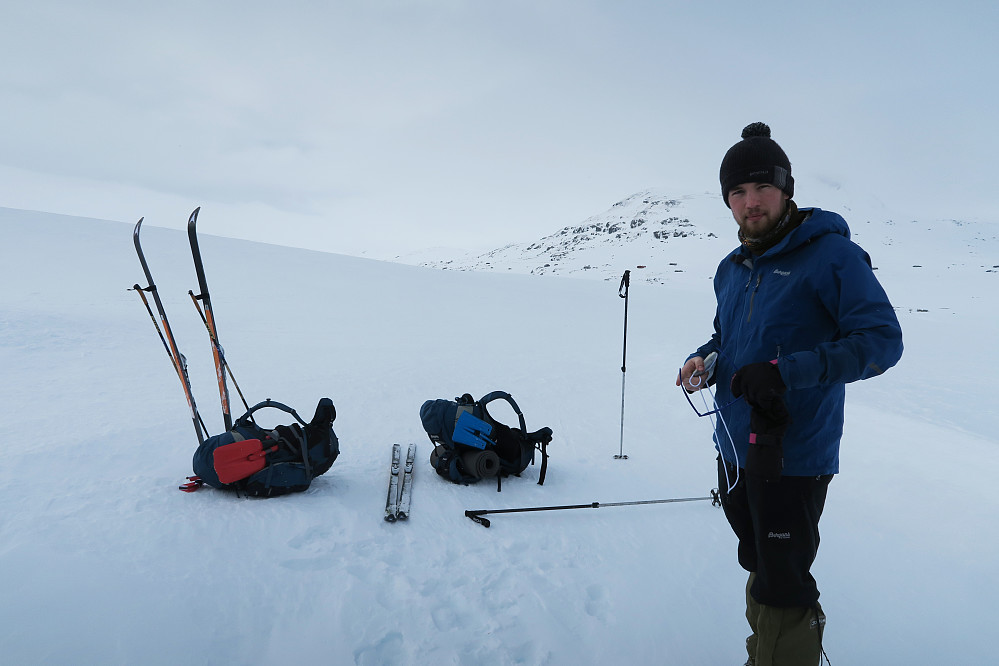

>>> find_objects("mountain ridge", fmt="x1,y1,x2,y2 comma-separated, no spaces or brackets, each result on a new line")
402,186,999,283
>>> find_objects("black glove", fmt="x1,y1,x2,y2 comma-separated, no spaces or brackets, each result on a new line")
746,400,789,481
731,361,786,412
750,399,790,438
733,364,788,481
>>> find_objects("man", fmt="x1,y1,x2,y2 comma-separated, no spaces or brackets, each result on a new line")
676,123,903,665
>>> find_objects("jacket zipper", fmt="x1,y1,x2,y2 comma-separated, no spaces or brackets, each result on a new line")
746,273,762,322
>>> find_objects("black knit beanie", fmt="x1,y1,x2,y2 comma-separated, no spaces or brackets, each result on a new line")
719,122,794,208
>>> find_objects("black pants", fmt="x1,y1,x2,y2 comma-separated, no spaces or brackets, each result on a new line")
718,458,832,608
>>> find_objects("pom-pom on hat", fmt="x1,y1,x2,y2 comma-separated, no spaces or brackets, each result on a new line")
719,122,794,208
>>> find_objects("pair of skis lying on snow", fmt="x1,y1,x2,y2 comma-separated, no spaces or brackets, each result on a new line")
385,443,416,522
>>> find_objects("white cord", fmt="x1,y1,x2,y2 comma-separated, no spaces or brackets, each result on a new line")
698,383,740,493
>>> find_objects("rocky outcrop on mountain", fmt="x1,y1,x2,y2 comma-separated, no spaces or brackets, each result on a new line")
422,189,729,282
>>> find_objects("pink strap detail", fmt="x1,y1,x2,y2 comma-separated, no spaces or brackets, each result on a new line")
749,433,757,444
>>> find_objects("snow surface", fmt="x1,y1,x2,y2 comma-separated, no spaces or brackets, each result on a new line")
1,204,997,665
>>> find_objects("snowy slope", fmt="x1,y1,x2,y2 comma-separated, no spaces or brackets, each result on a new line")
1,206,997,665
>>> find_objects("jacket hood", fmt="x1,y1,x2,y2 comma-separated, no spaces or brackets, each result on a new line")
770,208,850,255
728,208,851,263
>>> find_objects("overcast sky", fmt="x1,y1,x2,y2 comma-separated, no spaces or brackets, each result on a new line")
2,1,996,257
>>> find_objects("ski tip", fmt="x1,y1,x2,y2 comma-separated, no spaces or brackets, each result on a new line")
384,513,397,523
396,512,409,521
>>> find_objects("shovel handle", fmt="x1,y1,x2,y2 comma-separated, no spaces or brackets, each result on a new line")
248,445,279,462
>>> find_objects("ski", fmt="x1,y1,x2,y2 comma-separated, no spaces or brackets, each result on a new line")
396,443,417,520
132,218,206,445
187,208,233,431
384,443,402,522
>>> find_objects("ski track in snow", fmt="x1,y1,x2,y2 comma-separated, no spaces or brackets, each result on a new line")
1,206,996,665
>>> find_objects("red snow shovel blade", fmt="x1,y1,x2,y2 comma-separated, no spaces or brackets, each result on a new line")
213,439,276,484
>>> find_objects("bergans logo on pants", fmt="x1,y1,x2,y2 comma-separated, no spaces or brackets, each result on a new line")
768,531,791,540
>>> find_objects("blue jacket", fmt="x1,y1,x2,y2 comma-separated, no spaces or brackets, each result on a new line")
691,208,903,475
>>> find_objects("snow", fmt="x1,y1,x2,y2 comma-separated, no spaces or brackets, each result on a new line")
1,203,996,665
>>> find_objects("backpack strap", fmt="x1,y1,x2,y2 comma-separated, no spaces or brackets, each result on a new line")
478,391,527,433
274,424,312,481
478,391,538,491
234,398,308,429
527,427,553,485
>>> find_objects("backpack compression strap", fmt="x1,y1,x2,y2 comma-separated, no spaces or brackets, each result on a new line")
480,391,554,486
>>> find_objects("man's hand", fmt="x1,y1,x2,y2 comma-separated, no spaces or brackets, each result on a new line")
677,356,708,393
731,361,786,411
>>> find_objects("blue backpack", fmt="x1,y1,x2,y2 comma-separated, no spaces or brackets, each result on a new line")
420,391,552,490
192,398,339,497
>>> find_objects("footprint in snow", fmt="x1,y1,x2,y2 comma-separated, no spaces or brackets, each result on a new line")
280,525,336,571
585,583,610,620
353,631,405,665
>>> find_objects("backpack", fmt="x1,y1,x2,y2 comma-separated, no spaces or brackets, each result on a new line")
420,391,552,490
192,398,339,497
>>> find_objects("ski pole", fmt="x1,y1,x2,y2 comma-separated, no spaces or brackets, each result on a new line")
132,284,209,438
465,491,720,528
132,284,176,367
188,290,251,413
132,218,207,445
615,270,630,459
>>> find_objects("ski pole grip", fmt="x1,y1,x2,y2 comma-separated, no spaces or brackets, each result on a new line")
618,269,630,297
465,511,491,528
